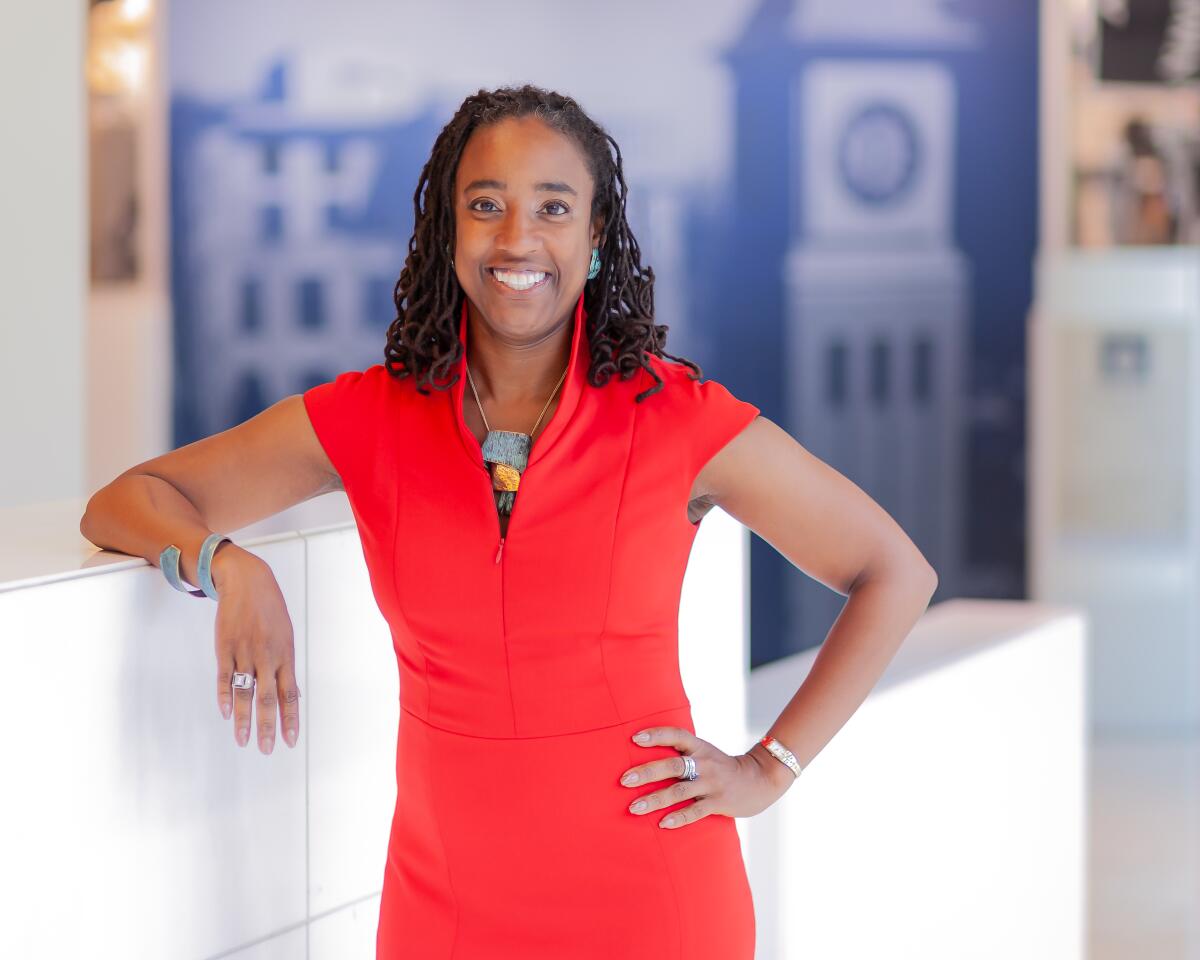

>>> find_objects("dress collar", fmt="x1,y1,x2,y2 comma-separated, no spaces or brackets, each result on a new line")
451,289,589,470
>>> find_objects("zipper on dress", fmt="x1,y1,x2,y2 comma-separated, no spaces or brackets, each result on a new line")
478,464,507,565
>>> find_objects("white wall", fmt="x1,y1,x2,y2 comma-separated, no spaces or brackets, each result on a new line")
85,2,175,497
1,2,174,506
746,600,1088,959
0,1,87,508
0,3,87,508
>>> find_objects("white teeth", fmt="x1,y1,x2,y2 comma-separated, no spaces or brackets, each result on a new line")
491,268,547,291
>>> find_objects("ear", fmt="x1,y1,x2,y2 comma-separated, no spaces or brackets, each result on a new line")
590,217,605,250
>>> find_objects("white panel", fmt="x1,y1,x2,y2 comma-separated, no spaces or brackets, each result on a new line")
221,926,307,960
680,505,751,751
1030,249,1200,733
2,495,1092,957
0,539,308,960
0,1,86,510
745,601,1087,960
309,894,382,960
304,527,398,916
680,506,755,850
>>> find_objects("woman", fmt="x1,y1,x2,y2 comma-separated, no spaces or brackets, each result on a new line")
81,84,937,957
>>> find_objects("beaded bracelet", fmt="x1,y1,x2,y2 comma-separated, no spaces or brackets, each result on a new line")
159,532,232,601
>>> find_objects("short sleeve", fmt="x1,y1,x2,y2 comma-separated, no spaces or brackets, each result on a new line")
302,364,391,500
689,376,761,481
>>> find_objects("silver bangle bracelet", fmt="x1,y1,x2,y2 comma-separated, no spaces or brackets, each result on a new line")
760,734,803,778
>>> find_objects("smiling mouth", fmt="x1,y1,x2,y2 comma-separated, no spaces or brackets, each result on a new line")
488,267,552,294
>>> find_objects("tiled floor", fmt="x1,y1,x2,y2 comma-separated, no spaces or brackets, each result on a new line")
1089,733,1200,959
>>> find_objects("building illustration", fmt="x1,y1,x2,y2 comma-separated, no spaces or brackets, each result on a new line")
716,0,1033,658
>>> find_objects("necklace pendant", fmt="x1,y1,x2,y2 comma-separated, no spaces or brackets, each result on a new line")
482,430,531,518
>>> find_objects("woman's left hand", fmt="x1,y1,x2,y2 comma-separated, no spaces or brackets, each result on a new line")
621,726,796,829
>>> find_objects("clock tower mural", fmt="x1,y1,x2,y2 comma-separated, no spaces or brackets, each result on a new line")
710,0,1037,661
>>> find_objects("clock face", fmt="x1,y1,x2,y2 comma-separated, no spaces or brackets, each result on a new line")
836,102,921,206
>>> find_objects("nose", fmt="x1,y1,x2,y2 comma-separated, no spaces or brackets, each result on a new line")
493,206,540,254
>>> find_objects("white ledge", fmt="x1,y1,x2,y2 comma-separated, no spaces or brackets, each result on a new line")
0,492,357,594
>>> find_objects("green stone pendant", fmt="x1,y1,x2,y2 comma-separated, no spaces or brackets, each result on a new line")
481,429,531,517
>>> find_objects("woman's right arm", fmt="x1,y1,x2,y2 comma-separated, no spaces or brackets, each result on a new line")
80,393,337,582
80,470,259,595
79,392,340,752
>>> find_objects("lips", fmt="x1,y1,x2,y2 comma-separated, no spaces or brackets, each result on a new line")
487,267,552,295
488,265,551,275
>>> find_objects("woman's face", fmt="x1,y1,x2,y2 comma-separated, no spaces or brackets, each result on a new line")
453,115,602,341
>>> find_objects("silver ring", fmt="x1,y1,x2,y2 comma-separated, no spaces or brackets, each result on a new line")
678,755,698,781
231,671,255,691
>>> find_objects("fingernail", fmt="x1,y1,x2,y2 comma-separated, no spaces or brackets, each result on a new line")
220,701,231,719
661,816,676,828
630,800,646,812
284,728,297,747
621,772,638,785
237,727,248,746
633,731,649,743
260,735,273,753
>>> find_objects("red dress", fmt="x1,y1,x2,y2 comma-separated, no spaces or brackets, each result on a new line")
303,290,761,958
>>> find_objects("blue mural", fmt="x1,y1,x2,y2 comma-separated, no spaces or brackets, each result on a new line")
169,60,444,442
708,0,1037,663
168,0,1038,667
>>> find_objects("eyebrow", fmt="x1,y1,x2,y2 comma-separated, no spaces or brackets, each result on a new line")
462,178,577,196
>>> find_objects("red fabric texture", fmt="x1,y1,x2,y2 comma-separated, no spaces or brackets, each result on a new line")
303,290,761,958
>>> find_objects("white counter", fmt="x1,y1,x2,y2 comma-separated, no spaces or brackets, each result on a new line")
0,493,753,959
0,496,1086,959
744,599,1087,960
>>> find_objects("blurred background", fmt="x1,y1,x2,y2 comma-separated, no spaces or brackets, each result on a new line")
3,0,1199,956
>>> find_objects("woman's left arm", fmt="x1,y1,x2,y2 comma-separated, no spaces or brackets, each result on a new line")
714,414,938,785
623,414,939,828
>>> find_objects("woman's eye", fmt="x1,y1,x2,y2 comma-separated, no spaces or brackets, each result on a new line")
469,198,568,215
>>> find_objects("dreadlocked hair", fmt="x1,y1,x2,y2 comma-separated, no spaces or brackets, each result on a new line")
381,83,702,403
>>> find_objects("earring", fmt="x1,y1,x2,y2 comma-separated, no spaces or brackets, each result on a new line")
587,246,601,280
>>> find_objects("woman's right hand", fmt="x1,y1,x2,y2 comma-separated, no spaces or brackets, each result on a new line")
211,546,302,753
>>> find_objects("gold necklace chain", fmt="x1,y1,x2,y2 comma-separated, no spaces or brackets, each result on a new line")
465,358,568,440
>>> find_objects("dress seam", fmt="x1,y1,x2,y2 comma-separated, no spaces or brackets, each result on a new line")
389,467,432,716
596,371,646,725
399,701,690,740
624,734,685,960
423,715,461,957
